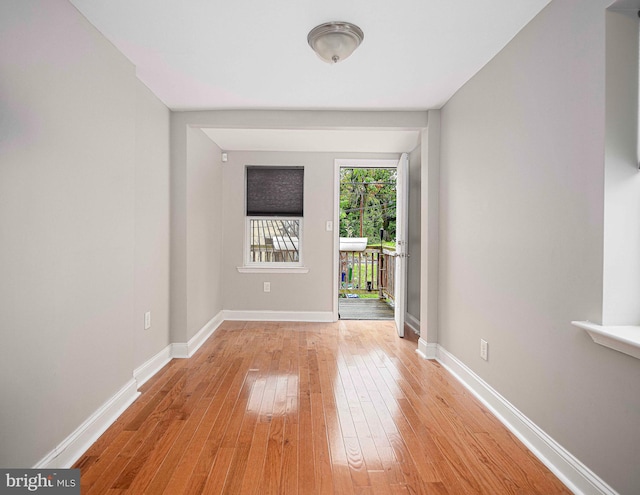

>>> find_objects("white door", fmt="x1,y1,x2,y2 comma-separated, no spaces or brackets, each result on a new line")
394,153,409,337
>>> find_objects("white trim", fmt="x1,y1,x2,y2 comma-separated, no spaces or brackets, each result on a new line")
237,266,309,274
416,344,619,495
185,312,224,357
222,309,334,322
34,379,140,469
334,158,400,168
134,346,173,388
571,321,640,360
333,160,340,321
170,343,190,359
405,312,420,336
416,337,437,360
171,311,225,358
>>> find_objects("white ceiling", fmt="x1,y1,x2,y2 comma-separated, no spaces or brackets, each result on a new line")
68,0,552,111
71,0,550,110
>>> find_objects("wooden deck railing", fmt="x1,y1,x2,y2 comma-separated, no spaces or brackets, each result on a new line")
249,219,299,263
339,248,396,300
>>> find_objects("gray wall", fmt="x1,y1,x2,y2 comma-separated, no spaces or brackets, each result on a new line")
170,123,224,343
0,0,170,467
170,110,428,319
220,150,399,314
420,113,441,344
406,145,422,324
134,84,171,367
439,1,639,492
186,128,224,338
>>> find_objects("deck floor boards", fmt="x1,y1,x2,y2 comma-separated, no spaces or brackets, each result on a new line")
339,298,394,320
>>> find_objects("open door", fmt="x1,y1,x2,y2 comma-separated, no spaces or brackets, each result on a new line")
394,153,409,337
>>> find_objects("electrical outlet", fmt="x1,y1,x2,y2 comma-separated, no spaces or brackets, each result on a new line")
326,221,333,231
480,339,488,361
263,282,271,293
144,311,151,330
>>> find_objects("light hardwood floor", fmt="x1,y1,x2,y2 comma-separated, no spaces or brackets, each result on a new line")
74,320,571,494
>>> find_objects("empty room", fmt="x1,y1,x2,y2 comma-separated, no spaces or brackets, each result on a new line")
1,1,639,494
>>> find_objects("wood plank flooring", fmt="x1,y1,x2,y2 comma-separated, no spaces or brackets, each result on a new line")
73,320,571,494
339,298,394,320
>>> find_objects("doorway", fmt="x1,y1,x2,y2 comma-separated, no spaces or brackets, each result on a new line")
334,156,408,336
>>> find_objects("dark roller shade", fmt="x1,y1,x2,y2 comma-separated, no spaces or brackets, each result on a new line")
246,166,304,216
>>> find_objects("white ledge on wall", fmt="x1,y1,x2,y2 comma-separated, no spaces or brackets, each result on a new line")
571,321,640,360
237,266,309,274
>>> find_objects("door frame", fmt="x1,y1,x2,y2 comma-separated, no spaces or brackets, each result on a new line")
333,158,407,323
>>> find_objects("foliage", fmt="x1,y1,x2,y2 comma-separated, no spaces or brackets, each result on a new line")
339,168,396,244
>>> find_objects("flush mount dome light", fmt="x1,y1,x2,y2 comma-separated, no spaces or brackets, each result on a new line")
307,21,364,64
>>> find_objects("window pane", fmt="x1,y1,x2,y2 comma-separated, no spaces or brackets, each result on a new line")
249,219,300,263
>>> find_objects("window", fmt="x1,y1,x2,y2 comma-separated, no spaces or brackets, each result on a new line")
244,166,305,269
247,217,301,264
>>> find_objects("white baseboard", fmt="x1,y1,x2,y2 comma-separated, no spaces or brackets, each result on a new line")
34,312,225,470
34,379,140,469
171,311,225,358
185,312,224,357
423,345,618,495
416,337,438,360
222,309,334,322
134,312,224,382
133,346,173,388
170,342,189,359
405,313,420,336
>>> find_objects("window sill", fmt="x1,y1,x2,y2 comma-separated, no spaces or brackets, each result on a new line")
571,321,640,360
237,266,309,274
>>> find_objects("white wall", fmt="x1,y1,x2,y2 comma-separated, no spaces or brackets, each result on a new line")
439,1,639,492
0,0,170,467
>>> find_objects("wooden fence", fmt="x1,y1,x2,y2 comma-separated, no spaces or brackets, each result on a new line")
339,248,396,300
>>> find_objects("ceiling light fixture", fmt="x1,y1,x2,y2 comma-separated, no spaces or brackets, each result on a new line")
307,21,364,64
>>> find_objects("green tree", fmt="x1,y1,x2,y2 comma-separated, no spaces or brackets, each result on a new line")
339,168,396,245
